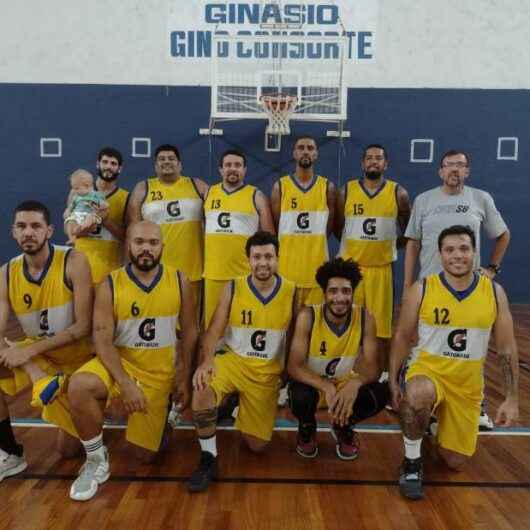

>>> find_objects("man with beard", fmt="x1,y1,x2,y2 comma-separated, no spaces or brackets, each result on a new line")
188,231,295,493
64,221,197,501
403,149,510,430
0,201,93,481
203,150,275,327
287,258,388,460
128,144,207,313
73,147,129,284
390,225,518,500
271,136,337,307
336,144,410,370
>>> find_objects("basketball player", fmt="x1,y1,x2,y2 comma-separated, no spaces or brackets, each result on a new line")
288,258,389,459
127,144,207,311
73,147,129,284
188,231,296,492
336,144,410,370
203,150,275,327
0,201,93,481
389,225,519,500
66,221,197,501
271,135,337,306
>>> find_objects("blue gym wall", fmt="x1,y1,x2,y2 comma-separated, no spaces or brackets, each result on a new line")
0,83,528,300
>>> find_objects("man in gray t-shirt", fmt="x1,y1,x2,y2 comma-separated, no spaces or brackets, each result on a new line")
404,150,510,288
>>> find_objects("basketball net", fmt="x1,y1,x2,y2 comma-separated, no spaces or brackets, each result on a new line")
260,94,299,135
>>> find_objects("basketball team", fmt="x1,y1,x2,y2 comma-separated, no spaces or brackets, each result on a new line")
0,139,519,501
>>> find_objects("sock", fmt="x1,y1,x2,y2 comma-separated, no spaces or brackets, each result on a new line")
403,436,422,460
81,432,106,461
199,434,217,457
0,418,23,457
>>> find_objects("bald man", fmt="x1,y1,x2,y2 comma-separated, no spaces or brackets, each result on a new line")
62,221,198,501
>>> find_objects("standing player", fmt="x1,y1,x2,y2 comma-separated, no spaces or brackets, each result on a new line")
127,144,207,310
271,135,336,306
188,231,296,492
337,144,410,369
73,147,129,284
390,225,519,500
66,221,197,501
288,258,388,459
0,201,93,480
203,150,275,327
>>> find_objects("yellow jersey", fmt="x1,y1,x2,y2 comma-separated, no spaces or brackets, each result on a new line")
339,179,399,266
222,274,296,375
141,176,204,281
109,263,182,391
411,272,497,398
7,244,92,366
204,183,259,280
277,175,329,287
307,304,363,380
75,186,129,284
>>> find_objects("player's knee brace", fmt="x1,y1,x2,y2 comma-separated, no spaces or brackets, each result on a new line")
351,381,390,423
288,380,319,423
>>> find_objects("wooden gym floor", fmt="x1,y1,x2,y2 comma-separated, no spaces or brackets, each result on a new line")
1,306,530,530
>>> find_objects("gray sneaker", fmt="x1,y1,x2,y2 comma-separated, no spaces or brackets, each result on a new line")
70,449,110,501
399,457,424,500
0,449,27,481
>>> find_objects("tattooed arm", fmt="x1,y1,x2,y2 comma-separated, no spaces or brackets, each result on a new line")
492,282,519,427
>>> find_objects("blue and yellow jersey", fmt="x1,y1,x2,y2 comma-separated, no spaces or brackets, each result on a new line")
410,272,497,397
7,244,92,366
75,186,129,284
277,175,329,288
339,179,399,266
307,304,363,380
204,183,259,280
141,176,204,281
223,274,296,374
109,263,181,391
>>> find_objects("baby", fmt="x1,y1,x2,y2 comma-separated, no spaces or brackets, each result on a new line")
64,169,107,244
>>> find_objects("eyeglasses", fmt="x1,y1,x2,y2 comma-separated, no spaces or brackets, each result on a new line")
442,161,468,169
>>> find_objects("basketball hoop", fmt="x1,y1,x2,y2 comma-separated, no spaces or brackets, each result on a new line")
260,94,299,136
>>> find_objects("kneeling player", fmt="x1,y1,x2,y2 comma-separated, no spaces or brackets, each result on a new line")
288,258,389,460
66,221,197,501
389,225,519,500
188,231,296,492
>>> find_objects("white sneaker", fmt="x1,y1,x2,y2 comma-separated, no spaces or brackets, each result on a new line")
479,410,494,431
167,402,182,429
277,384,289,407
0,449,27,481
69,448,110,501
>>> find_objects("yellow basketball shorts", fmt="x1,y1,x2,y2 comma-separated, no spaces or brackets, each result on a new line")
406,361,481,456
76,357,171,452
0,351,90,438
209,351,281,441
203,278,229,329
296,286,324,308
354,264,393,339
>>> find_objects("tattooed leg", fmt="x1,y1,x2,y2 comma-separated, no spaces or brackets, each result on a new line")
399,375,436,440
192,386,218,438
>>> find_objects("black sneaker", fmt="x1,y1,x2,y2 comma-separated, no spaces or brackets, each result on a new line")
296,423,318,458
331,423,359,460
399,457,424,500
188,451,217,493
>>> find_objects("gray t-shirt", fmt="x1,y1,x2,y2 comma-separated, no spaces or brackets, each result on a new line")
405,186,508,278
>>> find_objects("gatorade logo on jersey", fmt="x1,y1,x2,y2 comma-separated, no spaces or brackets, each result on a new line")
296,212,310,230
136,318,159,347
166,200,181,218
444,329,469,359
325,358,340,378
250,330,267,352
217,212,232,231
361,218,377,239
38,309,54,337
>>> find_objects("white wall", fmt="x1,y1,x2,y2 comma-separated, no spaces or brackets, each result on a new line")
1,0,529,88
